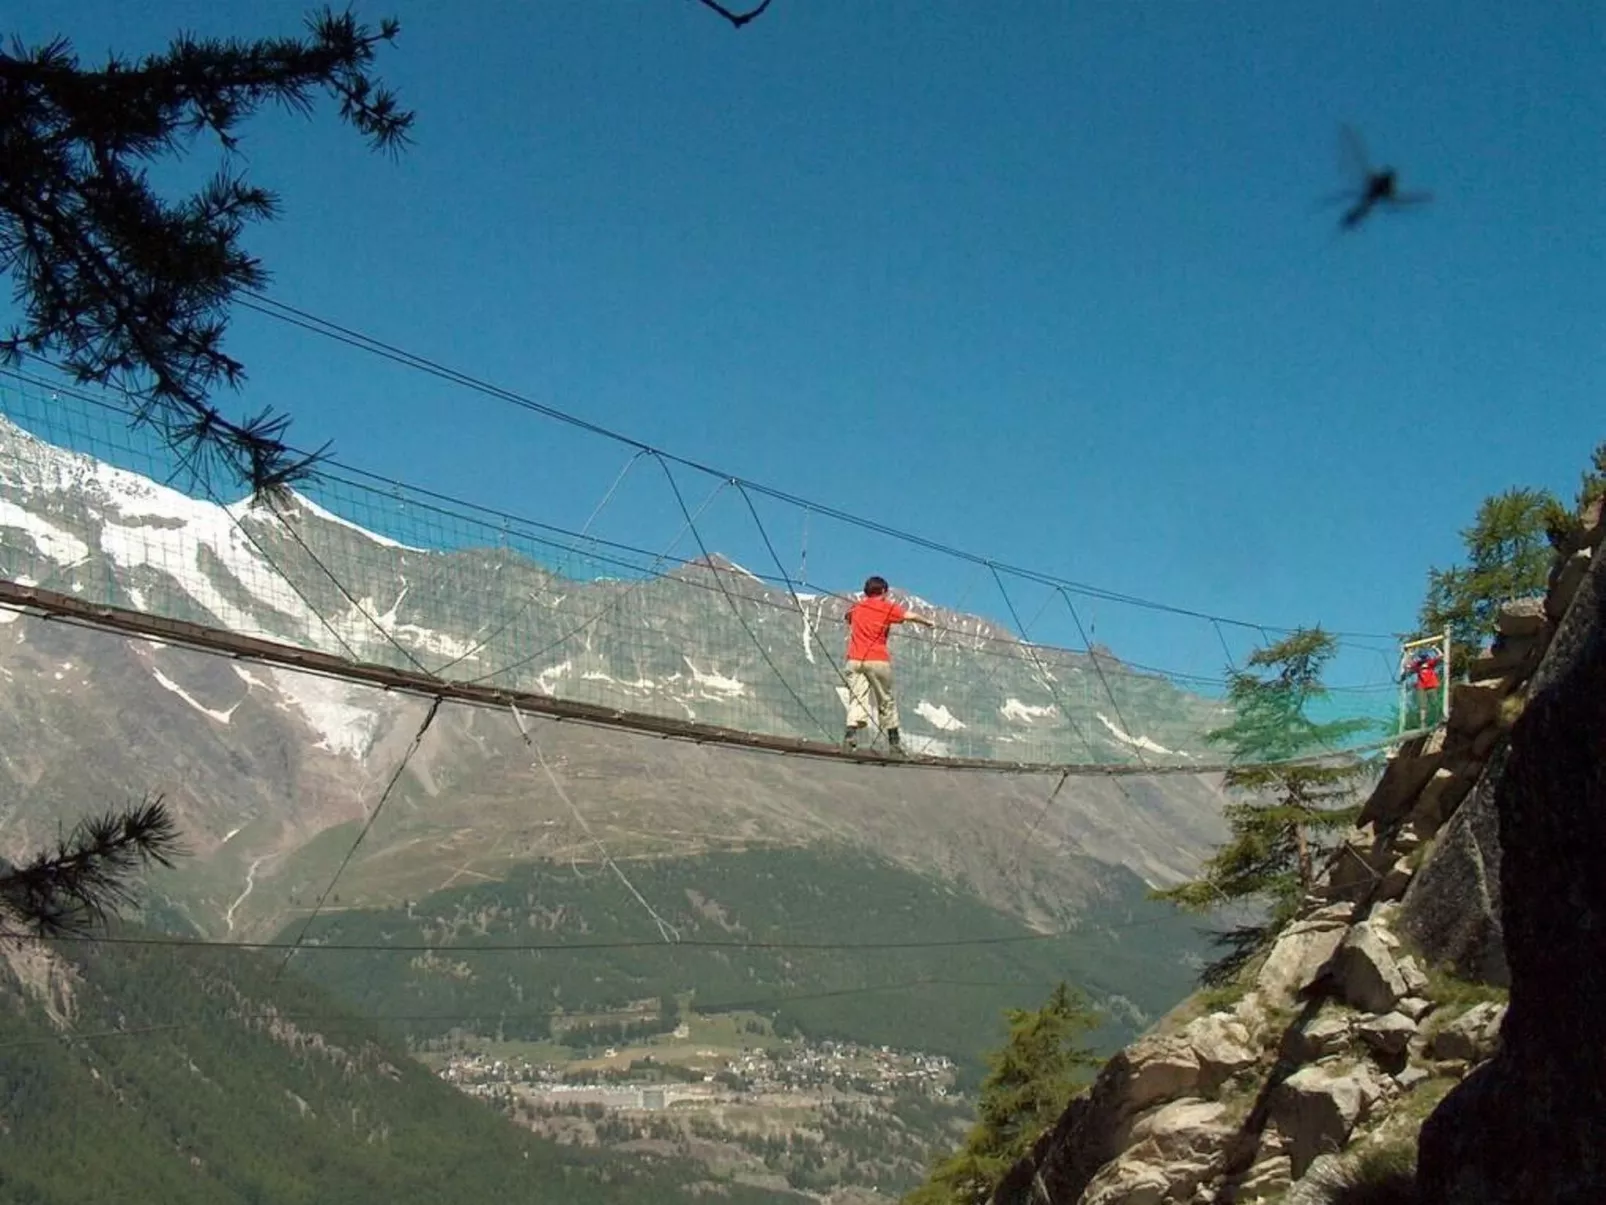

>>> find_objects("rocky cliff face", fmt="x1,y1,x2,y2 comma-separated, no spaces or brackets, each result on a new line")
989,498,1605,1203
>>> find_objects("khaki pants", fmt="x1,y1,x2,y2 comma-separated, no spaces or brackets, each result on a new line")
844,658,898,730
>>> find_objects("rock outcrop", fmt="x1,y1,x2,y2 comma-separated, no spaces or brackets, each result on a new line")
988,494,1606,1203
1416,534,1606,1203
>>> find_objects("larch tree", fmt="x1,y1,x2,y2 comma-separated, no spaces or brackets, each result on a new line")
0,797,184,939
1,6,414,495
907,982,1102,1205
1418,487,1559,676
0,7,413,935
1155,628,1372,985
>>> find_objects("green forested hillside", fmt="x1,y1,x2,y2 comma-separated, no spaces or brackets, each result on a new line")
0,938,804,1205
278,845,1200,1078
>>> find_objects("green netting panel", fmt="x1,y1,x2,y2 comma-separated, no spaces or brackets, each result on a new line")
0,373,1394,768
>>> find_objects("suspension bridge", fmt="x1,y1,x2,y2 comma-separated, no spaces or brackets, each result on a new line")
0,362,1411,778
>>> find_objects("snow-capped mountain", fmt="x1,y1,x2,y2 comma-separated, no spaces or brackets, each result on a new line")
0,413,1235,943
0,415,1224,765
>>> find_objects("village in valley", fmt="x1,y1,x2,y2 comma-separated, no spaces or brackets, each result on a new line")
419,1011,968,1198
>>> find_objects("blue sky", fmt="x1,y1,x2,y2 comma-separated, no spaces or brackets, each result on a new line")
5,0,1603,695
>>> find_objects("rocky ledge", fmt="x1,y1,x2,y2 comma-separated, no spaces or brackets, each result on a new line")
990,497,1604,1204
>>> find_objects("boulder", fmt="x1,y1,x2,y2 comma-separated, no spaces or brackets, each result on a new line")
1428,1001,1506,1063
1181,1013,1257,1088
1125,1097,1230,1155
1234,1154,1293,1203
1394,1065,1432,1091
1358,738,1445,827
1418,548,1606,1205
1470,720,1506,760
1395,954,1430,997
1292,1009,1351,1061
1271,1064,1385,1177
1355,1011,1416,1056
1329,923,1410,1014
1122,1037,1202,1113
1494,596,1546,637
1585,496,1606,547
1545,547,1592,621
1469,632,1541,681
1447,679,1507,737
1396,996,1434,1021
1398,762,1509,987
1410,766,1478,834
1255,907,1352,1007
1118,1098,1233,1196
1079,1159,1169,1205
1374,856,1414,902
1286,1154,1350,1205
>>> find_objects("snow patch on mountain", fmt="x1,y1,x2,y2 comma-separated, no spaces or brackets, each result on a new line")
150,667,239,725
287,493,423,552
800,607,816,665
902,733,952,757
0,498,90,565
1001,698,1057,723
265,668,383,758
99,516,286,638
536,661,573,695
1095,712,1186,757
683,658,745,698
335,586,482,663
915,700,966,731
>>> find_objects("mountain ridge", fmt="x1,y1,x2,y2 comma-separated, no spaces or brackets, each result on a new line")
0,410,1229,766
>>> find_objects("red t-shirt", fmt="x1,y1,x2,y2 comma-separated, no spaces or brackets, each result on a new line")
1411,654,1442,690
846,595,906,662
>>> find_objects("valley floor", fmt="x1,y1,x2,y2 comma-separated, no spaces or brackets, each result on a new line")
419,1011,973,1199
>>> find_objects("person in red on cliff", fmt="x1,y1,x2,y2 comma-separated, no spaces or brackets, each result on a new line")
1402,645,1445,728
841,576,934,756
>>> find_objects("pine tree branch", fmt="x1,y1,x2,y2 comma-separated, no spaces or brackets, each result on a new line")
0,8,411,495
0,796,186,938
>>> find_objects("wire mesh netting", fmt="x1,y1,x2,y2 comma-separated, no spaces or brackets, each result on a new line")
0,370,1400,769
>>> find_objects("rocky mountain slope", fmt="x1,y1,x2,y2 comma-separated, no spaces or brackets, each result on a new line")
984,494,1604,1202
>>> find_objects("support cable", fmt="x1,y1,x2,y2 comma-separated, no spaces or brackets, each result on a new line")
264,492,434,676
463,478,728,686
1009,768,1073,879
273,697,442,981
509,703,679,944
1058,586,1152,774
732,483,859,739
432,449,646,676
229,295,1399,643
655,455,836,743
986,563,1100,764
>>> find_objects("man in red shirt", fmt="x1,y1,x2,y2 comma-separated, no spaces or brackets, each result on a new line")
842,576,934,755
1401,646,1445,728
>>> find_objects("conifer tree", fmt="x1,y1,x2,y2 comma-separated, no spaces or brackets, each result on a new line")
906,983,1101,1205
0,796,184,938
1,8,413,494
1418,487,1559,674
1155,628,1370,985
1,10,409,934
